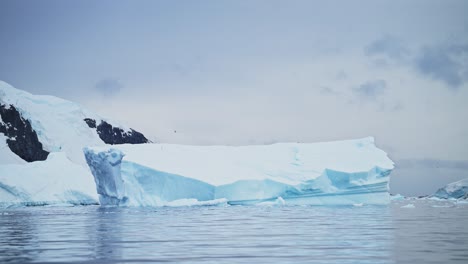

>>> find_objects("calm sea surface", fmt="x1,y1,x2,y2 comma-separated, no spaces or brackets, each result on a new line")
1,200,467,263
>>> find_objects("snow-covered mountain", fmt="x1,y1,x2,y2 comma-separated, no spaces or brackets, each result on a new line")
0,81,149,165
0,81,149,207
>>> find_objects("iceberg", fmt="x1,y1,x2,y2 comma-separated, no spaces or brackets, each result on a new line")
0,153,98,207
84,137,394,206
390,193,406,201
432,178,468,200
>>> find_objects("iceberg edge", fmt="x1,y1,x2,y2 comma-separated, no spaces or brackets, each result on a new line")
84,138,394,207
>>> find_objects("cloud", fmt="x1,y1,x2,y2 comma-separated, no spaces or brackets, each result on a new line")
320,86,339,96
351,79,401,111
353,80,386,100
397,159,468,170
414,43,468,89
378,101,404,112
365,37,468,89
334,70,347,81
390,159,468,196
94,78,123,96
365,36,410,61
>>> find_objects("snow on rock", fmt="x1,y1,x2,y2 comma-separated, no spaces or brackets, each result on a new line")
0,80,151,208
0,104,49,162
0,152,98,207
84,137,394,206
0,134,26,165
432,178,468,200
0,80,148,165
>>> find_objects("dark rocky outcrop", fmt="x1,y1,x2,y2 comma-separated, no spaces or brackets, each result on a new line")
83,118,149,145
0,104,49,162
84,118,96,128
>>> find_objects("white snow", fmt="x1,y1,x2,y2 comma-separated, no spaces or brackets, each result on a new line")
0,81,142,207
0,134,26,165
88,137,393,186
0,80,397,208
84,137,394,206
0,81,133,165
0,152,98,207
390,193,406,201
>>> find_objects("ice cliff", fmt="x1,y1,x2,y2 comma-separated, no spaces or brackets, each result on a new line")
432,178,468,200
84,137,394,206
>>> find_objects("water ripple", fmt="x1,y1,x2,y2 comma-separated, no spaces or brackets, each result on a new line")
0,200,467,263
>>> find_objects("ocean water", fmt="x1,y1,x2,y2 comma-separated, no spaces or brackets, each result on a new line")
1,200,467,263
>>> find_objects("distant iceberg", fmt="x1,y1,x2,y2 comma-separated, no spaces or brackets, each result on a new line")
432,178,468,200
84,137,394,206
390,193,406,201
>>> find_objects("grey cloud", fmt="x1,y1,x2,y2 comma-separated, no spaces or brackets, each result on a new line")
365,37,468,89
415,43,468,89
353,80,386,100
365,36,410,61
335,70,347,81
390,159,468,196
391,102,404,111
320,86,339,96
370,58,390,68
378,101,404,112
94,78,123,96
396,159,468,170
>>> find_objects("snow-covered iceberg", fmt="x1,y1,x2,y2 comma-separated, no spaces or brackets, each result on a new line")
0,153,98,207
84,137,394,206
432,178,468,200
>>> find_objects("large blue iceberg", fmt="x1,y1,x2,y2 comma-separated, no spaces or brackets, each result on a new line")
432,178,468,200
84,137,394,206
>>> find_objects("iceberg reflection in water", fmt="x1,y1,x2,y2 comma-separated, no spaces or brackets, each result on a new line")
1,200,467,263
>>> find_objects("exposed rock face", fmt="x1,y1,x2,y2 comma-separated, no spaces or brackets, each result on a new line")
84,119,149,145
0,80,151,164
84,118,96,128
0,104,49,162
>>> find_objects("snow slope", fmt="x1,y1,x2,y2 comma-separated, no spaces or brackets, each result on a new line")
85,137,395,206
0,81,149,207
0,81,105,164
0,153,98,207
0,81,147,165
0,134,26,165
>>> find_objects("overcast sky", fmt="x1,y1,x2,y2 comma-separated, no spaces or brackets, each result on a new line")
1,0,467,195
